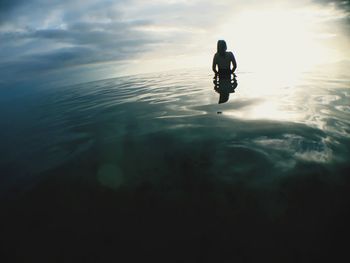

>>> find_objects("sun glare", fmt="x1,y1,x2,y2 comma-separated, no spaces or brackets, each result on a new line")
218,6,343,74
126,3,348,78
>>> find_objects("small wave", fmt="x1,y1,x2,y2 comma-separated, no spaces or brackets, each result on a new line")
253,134,333,164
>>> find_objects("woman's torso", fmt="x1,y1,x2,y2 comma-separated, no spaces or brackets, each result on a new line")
216,52,232,70
216,52,232,79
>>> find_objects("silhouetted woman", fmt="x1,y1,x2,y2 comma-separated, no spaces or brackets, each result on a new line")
212,40,238,104
212,40,237,79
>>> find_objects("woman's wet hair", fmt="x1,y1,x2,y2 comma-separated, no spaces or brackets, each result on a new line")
217,40,227,56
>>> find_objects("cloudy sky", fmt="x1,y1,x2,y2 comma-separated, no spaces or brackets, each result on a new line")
0,0,349,87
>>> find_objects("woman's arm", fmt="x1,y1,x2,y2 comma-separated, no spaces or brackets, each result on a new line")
230,52,237,72
212,54,218,74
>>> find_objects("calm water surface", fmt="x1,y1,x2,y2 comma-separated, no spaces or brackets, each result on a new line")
1,68,350,262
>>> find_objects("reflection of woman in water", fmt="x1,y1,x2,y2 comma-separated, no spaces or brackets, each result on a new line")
212,40,237,78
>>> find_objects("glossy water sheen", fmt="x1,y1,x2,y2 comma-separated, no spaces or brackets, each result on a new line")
1,69,349,191
1,68,350,261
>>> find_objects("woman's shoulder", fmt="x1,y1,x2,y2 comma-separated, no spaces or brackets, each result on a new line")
213,52,219,61
227,51,236,60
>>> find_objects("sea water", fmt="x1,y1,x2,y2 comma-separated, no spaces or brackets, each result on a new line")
1,68,350,261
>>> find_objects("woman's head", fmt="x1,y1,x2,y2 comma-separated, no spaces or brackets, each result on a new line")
217,40,227,56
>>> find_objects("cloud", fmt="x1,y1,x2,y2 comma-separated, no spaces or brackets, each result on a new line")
314,0,350,9
0,0,23,16
0,0,349,87
0,0,225,86
0,1,163,85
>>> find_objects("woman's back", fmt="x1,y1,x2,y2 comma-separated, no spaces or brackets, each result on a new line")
214,52,234,70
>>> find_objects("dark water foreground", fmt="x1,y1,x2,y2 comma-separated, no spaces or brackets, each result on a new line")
1,69,350,262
